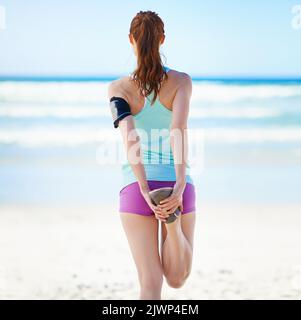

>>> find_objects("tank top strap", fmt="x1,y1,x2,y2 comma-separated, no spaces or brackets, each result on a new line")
164,65,170,73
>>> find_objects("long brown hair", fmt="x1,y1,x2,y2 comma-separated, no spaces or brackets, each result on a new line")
129,11,168,105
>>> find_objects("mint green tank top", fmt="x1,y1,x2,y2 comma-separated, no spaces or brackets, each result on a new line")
121,66,194,187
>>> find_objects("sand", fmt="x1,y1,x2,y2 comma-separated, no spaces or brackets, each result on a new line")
0,202,301,300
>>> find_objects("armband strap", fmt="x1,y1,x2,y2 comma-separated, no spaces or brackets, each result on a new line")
109,96,132,128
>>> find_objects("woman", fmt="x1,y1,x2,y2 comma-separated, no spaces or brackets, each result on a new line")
108,10,196,300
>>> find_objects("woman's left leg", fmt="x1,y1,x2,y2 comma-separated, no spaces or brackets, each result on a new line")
120,213,164,300
160,212,196,288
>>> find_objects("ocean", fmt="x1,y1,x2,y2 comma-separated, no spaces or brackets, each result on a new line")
1,78,301,205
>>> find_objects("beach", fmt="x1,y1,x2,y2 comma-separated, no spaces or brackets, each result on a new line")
1,202,301,300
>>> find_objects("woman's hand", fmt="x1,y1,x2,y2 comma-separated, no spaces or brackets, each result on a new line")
139,186,170,222
157,181,186,214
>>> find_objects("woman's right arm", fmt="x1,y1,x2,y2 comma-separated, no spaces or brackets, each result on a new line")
108,81,168,221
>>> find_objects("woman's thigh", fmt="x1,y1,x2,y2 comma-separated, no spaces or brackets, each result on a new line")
119,213,163,281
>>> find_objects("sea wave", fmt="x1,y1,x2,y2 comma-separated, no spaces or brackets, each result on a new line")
192,83,301,102
0,105,294,119
0,105,105,118
0,82,109,104
1,81,301,104
1,126,301,147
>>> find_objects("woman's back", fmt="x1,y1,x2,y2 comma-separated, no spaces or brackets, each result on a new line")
116,66,193,187
114,66,189,115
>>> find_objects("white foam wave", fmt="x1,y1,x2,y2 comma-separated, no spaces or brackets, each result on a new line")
0,105,105,118
0,105,289,119
0,126,110,147
0,82,110,104
205,128,301,143
190,107,283,119
191,83,301,102
1,81,301,105
1,126,301,147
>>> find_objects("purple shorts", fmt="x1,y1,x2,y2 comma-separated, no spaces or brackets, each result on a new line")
119,180,196,216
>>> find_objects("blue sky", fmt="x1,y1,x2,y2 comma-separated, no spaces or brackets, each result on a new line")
0,0,300,77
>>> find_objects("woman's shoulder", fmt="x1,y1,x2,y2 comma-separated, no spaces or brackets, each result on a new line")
167,68,192,84
107,76,132,101
163,68,192,91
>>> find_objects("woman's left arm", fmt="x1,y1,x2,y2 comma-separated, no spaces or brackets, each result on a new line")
158,73,192,213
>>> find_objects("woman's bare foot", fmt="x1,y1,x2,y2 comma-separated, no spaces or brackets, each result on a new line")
164,211,182,233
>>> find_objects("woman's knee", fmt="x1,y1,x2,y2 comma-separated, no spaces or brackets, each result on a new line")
166,270,191,289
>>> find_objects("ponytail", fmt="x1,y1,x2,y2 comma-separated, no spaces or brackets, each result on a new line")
129,11,168,105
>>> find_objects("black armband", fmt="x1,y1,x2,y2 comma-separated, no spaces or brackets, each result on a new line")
109,96,132,128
